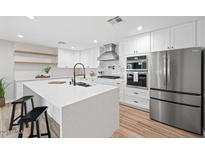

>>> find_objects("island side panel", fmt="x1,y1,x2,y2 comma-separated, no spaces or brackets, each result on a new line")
62,88,119,138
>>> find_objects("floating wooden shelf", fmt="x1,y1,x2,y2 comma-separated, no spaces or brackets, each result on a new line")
15,61,57,65
15,50,58,56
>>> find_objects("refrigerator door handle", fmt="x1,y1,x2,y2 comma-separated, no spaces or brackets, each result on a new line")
167,54,170,85
163,55,166,86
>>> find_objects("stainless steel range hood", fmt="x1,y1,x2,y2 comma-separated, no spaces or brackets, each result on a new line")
98,43,119,61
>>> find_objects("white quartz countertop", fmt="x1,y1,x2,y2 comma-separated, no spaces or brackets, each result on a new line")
23,79,118,108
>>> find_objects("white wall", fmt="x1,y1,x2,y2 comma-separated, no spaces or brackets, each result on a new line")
0,39,14,102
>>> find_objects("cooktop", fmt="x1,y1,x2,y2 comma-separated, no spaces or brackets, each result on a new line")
97,75,120,79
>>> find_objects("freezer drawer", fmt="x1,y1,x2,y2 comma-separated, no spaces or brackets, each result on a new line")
150,89,201,107
150,98,202,134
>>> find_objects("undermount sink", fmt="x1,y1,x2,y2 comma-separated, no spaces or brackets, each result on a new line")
76,82,91,87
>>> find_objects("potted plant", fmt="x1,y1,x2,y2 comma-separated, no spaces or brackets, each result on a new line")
0,78,8,107
43,66,51,78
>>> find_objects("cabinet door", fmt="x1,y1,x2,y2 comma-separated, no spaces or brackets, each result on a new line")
171,22,196,49
80,50,89,68
151,28,170,52
135,33,151,53
90,47,99,68
58,49,74,68
74,51,81,63
123,38,135,55
73,51,81,68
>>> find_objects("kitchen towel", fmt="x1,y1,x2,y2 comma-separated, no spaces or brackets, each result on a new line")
133,72,138,82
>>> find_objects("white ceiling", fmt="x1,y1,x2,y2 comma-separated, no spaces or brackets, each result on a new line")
0,16,202,50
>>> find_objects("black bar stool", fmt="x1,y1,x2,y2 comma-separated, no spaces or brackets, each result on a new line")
9,96,34,131
18,106,51,138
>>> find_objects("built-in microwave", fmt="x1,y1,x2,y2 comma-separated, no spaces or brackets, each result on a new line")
127,71,148,88
127,55,147,70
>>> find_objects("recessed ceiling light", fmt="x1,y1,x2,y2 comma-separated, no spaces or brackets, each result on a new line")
27,16,35,20
58,41,67,45
71,46,75,49
137,26,143,31
17,34,24,38
93,40,98,43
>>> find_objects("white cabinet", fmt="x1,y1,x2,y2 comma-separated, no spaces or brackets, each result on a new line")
80,47,99,68
95,78,125,102
123,32,151,55
151,21,197,52
58,47,99,68
136,33,151,52
171,22,196,49
80,50,89,68
73,51,81,63
151,28,170,51
123,87,149,111
58,48,74,68
89,47,100,68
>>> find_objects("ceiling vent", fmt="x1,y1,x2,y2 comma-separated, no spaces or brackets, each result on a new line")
107,16,123,25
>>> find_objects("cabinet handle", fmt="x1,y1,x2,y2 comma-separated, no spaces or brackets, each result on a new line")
116,83,120,85
133,92,139,95
168,46,170,49
171,46,174,48
134,101,139,103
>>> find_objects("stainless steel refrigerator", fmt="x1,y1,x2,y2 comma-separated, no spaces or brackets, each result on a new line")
150,47,203,134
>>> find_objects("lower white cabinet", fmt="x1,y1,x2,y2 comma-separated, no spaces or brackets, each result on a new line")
95,78,125,102
123,87,150,111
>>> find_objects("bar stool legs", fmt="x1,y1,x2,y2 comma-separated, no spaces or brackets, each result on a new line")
36,120,41,138
9,96,34,131
9,104,16,131
45,111,51,138
18,123,24,138
18,107,51,138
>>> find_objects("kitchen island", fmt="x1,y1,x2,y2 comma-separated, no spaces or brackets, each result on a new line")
22,79,119,138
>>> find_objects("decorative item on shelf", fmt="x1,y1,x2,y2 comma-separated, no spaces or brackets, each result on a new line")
90,71,96,77
0,78,9,107
35,66,52,78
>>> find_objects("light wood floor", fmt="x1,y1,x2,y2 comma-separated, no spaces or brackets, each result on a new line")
0,103,201,138
112,104,201,138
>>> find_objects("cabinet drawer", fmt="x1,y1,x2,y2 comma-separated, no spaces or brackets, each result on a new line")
124,95,149,110
125,95,149,106
125,87,149,99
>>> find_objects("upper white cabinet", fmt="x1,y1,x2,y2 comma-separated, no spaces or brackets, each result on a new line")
171,22,196,49
80,50,89,68
136,33,151,53
81,47,100,68
73,51,81,63
151,21,197,52
58,47,99,68
123,32,151,55
151,28,170,51
58,48,74,68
